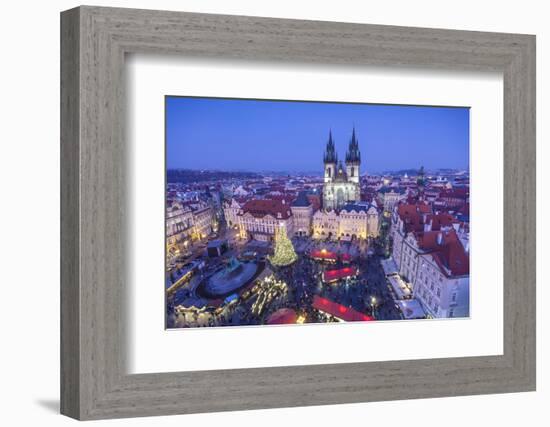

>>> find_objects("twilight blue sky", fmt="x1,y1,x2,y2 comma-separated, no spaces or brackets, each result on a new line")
166,96,469,174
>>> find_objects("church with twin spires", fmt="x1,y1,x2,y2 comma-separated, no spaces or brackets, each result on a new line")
322,128,362,210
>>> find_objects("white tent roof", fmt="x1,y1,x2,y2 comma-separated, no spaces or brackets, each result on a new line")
396,299,426,319
381,257,399,276
387,274,412,300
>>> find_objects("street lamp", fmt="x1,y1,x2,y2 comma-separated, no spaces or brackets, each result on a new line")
371,296,378,318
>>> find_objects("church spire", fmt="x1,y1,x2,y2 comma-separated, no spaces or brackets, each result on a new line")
323,129,338,164
345,126,361,163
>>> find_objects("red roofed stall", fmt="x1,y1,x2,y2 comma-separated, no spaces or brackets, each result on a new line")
312,295,374,322
310,250,354,264
310,249,337,263
266,308,298,325
322,266,357,283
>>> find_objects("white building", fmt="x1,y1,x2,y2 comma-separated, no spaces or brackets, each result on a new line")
165,202,194,261
222,198,243,229
391,203,470,318
237,199,294,242
233,185,249,197
377,186,407,212
290,192,313,237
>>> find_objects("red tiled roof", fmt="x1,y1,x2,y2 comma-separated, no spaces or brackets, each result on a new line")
322,267,357,282
240,199,292,219
425,213,457,231
397,203,433,232
440,187,469,198
312,295,374,322
416,229,469,276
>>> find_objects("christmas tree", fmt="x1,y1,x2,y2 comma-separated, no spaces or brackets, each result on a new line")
268,226,298,267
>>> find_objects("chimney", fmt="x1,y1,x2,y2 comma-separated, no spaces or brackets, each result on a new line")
437,232,443,245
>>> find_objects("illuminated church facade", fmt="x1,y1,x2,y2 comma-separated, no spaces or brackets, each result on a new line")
322,128,361,210
313,128,380,240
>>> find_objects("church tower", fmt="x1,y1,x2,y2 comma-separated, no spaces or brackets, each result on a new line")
345,127,361,184
323,130,338,183
416,165,426,201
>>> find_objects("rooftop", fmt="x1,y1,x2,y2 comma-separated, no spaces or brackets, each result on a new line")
240,199,292,219
312,295,374,322
291,191,312,208
416,229,469,277
322,266,357,283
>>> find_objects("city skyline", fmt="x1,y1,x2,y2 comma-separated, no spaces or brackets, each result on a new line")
166,96,470,173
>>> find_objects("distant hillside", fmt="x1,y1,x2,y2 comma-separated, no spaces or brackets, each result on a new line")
167,169,262,184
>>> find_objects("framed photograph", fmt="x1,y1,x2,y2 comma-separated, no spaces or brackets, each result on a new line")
61,6,536,420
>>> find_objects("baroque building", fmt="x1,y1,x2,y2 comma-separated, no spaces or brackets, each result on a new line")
313,201,379,240
322,129,361,210
237,199,294,242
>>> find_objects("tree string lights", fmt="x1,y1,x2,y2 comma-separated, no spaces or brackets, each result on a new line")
268,226,298,267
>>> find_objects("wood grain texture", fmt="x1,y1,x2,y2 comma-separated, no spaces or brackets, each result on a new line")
60,6,536,420
60,7,80,419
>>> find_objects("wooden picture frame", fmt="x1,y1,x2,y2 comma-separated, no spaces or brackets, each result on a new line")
60,5,536,420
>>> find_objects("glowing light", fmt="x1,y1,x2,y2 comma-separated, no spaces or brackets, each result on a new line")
268,226,298,266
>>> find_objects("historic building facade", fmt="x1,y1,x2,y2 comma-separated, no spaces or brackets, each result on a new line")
313,201,379,240
222,198,243,228
237,199,294,242
290,192,313,237
310,128,380,240
222,128,380,242
377,187,407,212
391,202,470,318
189,201,214,241
322,129,361,210
166,201,195,262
